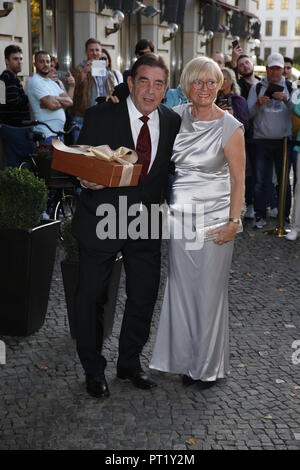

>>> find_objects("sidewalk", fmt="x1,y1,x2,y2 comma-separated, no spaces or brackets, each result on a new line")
0,218,300,450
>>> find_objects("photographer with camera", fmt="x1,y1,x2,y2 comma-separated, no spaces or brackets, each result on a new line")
247,53,294,229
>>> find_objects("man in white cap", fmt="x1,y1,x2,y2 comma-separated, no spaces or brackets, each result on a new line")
247,52,294,229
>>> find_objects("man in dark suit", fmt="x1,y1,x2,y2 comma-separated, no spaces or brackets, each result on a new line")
72,53,181,399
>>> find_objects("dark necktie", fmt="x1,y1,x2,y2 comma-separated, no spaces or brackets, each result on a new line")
136,116,151,182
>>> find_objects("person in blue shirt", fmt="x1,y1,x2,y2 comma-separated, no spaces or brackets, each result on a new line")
27,51,73,145
164,85,187,108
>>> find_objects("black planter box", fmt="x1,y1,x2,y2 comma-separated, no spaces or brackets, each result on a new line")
61,255,123,339
0,220,60,336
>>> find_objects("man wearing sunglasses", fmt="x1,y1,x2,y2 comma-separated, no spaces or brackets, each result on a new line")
123,39,155,84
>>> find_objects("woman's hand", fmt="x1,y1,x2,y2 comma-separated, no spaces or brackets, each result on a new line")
224,105,233,115
80,61,92,81
208,222,239,245
77,178,105,190
66,71,75,88
106,95,120,103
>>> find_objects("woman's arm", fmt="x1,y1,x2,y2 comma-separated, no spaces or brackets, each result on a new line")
208,127,245,245
225,127,246,220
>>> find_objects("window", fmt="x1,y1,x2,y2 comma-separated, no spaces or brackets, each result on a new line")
266,0,274,8
296,18,300,35
280,20,288,36
264,48,272,60
294,47,300,61
265,20,273,36
281,0,289,8
279,47,286,56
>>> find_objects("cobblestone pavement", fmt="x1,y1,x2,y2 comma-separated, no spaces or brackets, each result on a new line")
1,217,300,450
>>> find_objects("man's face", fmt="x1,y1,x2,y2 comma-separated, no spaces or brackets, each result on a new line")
86,43,102,61
237,57,254,77
35,54,51,76
127,65,168,116
212,53,225,68
5,52,23,75
283,62,292,80
136,47,152,58
267,66,283,84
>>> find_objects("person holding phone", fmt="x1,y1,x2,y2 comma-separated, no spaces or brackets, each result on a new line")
72,38,116,143
216,67,249,131
49,56,75,99
247,53,294,229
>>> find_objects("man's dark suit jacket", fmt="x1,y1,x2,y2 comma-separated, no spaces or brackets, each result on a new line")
72,99,181,251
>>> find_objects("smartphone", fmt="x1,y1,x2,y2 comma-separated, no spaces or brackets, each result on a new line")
56,71,68,80
216,97,228,107
264,83,284,99
232,39,239,49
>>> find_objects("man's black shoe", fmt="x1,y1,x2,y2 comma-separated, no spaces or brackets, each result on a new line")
85,374,110,398
197,380,216,390
182,375,198,386
117,368,157,390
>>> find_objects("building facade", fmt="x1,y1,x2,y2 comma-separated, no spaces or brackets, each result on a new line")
258,0,300,62
0,0,259,85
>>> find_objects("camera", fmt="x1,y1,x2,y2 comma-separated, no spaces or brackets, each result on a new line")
232,39,239,49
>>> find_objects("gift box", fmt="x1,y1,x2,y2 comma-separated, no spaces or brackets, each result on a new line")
51,140,142,187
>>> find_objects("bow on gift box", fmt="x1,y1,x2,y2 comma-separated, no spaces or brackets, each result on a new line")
52,140,139,187
88,145,138,186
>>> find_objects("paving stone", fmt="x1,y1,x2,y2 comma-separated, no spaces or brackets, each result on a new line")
1,224,300,450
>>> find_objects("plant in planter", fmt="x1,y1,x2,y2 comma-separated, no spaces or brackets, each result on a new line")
60,220,122,339
0,167,61,336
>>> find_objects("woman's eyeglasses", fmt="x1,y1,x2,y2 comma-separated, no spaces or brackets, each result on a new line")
192,79,218,90
100,56,108,61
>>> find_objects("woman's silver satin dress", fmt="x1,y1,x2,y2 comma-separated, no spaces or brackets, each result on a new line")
150,105,243,381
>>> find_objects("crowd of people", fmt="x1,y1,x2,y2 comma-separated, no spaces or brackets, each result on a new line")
0,38,300,399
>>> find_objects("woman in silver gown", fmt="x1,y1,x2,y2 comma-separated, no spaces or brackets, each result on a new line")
150,57,245,389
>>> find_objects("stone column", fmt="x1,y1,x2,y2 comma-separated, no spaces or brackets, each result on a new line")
73,0,97,66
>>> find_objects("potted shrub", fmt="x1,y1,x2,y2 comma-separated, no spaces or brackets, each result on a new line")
60,220,122,339
0,168,61,336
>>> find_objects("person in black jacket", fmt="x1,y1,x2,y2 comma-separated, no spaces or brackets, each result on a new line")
0,45,34,167
122,39,154,84
72,54,181,399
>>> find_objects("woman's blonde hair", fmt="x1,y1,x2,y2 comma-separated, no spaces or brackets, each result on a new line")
180,56,224,100
221,67,241,96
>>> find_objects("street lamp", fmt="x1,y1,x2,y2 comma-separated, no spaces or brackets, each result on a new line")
0,1,14,17
105,10,125,37
163,22,179,43
200,30,214,48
